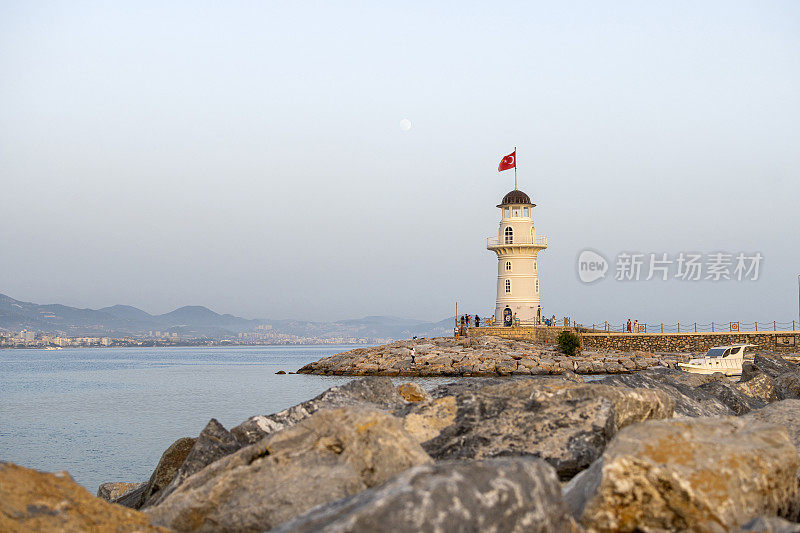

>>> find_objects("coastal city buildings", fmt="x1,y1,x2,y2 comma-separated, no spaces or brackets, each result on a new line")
487,189,548,326
0,329,383,348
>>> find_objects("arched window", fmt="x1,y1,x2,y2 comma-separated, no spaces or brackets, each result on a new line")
504,227,513,244
505,261,512,271
505,279,511,293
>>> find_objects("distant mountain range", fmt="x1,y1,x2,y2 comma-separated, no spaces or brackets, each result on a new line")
0,293,453,341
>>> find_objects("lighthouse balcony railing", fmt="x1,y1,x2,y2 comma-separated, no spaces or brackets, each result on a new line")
487,235,548,247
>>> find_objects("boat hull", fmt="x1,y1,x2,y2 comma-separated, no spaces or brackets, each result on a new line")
678,362,741,376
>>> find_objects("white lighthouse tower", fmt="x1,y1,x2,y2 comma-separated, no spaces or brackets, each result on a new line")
486,189,548,326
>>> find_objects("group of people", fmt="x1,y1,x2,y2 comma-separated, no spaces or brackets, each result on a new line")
455,313,492,336
626,318,642,333
459,314,481,328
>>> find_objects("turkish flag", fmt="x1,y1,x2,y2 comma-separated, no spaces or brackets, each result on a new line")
498,151,516,172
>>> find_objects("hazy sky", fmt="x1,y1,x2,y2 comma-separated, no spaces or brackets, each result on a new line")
2,1,799,324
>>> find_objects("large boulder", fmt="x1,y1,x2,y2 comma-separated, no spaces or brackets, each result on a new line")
422,378,674,479
230,377,405,445
745,400,800,451
145,407,432,532
753,354,799,379
136,436,196,508
271,458,579,533
0,462,164,532
563,417,799,532
738,371,781,403
738,516,800,532
750,355,800,401
97,481,144,502
400,396,457,443
144,419,240,508
397,382,431,402
599,367,733,417
696,380,766,415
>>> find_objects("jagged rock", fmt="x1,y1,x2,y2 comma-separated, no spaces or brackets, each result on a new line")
271,458,579,533
136,436,196,508
231,377,405,446
697,380,766,415
145,407,432,532
144,419,240,508
113,483,148,508
738,516,800,532
599,367,733,417
422,378,673,479
563,417,799,532
97,481,145,501
400,396,457,443
753,354,799,378
427,378,507,398
0,462,164,532
738,371,781,403
744,400,800,451
397,382,430,402
749,355,800,401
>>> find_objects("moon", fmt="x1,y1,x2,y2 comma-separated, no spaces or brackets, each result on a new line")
399,118,412,132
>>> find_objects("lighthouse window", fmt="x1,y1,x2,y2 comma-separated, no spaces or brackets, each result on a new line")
503,207,510,218
523,207,529,217
505,279,511,293
504,227,513,244
505,261,512,271
512,207,520,217
536,279,539,292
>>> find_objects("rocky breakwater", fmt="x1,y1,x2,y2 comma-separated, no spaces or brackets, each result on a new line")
298,335,691,377
5,354,800,531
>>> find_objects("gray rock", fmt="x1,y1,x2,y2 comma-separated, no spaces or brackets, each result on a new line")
748,355,800,401
745,400,800,451
697,380,766,415
144,419,240,508
599,367,733,417
738,371,781,403
738,516,800,532
753,354,799,379
145,407,432,532
231,377,405,446
563,417,799,532
112,483,148,508
422,378,673,479
271,458,579,533
97,481,144,502
132,436,196,508
427,378,508,399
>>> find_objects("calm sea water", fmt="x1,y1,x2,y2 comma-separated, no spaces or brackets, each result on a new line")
0,345,457,492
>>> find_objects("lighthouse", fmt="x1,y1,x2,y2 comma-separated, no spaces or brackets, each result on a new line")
486,189,548,326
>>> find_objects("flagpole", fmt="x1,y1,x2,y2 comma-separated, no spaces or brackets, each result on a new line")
514,146,517,190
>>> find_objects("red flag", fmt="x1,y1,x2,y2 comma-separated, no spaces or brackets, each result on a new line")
498,150,516,172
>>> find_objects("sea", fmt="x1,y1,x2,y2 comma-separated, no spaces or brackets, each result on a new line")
0,345,457,492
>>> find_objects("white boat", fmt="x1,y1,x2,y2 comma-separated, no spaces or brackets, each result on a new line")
678,344,756,376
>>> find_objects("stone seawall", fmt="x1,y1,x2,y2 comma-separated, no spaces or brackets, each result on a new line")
467,326,800,354
466,326,570,344
582,331,800,353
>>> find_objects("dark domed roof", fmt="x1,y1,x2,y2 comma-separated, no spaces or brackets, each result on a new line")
497,189,532,207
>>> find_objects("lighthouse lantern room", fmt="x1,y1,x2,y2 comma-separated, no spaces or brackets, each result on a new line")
486,189,547,326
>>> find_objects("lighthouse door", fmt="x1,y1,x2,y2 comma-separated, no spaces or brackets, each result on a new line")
503,307,513,327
